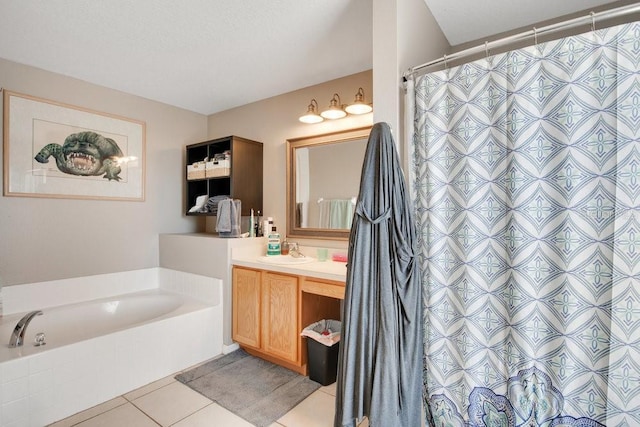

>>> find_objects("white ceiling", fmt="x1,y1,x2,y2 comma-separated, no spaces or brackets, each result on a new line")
423,0,623,46
0,0,373,115
0,1,625,115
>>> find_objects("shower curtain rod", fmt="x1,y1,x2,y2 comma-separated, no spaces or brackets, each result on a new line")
404,3,640,79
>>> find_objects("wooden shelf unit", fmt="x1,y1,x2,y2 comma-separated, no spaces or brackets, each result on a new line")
185,135,263,216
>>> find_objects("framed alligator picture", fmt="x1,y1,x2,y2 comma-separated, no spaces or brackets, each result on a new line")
3,90,145,201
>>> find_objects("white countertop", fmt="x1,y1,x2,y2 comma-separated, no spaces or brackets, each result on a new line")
231,243,348,282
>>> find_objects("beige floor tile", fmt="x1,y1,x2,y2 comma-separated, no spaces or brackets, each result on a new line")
124,375,176,401
173,402,254,427
74,403,157,427
48,397,128,427
132,381,211,427
277,389,335,427
319,382,336,397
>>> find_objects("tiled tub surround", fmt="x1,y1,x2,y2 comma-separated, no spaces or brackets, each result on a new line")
0,268,223,427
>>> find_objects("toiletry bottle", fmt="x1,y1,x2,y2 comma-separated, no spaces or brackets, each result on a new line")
256,210,262,237
249,209,255,237
264,217,273,236
281,237,289,255
267,227,281,256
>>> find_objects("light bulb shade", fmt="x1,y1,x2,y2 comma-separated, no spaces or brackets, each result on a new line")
345,102,373,115
320,108,347,119
299,99,324,123
299,113,324,124
345,87,373,115
320,93,346,119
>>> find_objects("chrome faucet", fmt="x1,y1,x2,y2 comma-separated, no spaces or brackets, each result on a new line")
289,243,305,258
9,310,43,347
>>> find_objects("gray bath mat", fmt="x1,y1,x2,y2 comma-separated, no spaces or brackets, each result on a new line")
176,349,321,427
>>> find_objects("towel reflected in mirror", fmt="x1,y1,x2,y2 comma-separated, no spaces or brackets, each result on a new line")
317,197,355,229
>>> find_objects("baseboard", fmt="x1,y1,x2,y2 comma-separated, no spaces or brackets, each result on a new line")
223,342,240,354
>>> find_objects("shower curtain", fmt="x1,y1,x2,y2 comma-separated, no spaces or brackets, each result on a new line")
412,22,639,426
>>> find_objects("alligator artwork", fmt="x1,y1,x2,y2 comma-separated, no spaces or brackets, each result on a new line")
34,131,124,181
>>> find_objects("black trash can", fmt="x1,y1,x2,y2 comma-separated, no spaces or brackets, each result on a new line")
302,319,341,386
307,338,340,386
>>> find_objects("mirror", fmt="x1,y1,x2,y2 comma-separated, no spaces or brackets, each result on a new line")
286,126,371,240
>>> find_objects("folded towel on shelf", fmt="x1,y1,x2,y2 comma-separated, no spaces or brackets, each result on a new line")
189,195,208,213
216,198,241,237
197,194,230,214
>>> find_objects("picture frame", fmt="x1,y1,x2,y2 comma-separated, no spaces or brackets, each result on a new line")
3,90,145,201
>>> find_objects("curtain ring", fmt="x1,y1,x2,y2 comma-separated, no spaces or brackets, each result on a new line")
443,54,448,69
485,41,489,59
533,27,543,57
591,11,596,32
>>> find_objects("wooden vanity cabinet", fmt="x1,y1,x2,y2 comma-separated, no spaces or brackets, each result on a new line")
232,266,343,375
261,272,299,363
232,267,261,348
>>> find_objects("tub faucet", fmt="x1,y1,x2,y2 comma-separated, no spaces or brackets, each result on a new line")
9,310,43,347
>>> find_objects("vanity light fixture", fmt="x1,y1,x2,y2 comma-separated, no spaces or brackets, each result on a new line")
344,87,373,115
298,99,324,124
299,89,373,124
320,93,347,120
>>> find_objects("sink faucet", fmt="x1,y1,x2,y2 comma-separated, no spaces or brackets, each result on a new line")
289,243,305,258
9,310,43,347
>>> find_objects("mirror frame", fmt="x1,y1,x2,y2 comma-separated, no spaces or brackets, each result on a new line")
286,125,372,240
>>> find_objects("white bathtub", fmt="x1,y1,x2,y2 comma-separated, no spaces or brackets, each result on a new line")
0,289,211,362
0,268,223,426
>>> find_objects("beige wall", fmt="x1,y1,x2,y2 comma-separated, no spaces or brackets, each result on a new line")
0,58,207,286
205,70,373,249
372,0,450,149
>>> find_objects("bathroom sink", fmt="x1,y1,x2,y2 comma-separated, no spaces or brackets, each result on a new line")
257,255,316,265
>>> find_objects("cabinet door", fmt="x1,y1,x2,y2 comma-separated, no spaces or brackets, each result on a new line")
262,272,299,363
232,267,262,348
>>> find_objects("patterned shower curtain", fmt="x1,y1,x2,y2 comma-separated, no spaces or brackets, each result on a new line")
412,22,639,427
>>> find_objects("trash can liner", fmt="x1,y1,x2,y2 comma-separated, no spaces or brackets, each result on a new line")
301,319,341,346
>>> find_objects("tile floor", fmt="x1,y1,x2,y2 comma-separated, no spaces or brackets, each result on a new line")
48,358,370,427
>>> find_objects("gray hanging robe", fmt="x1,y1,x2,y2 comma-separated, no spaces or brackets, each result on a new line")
334,122,423,427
